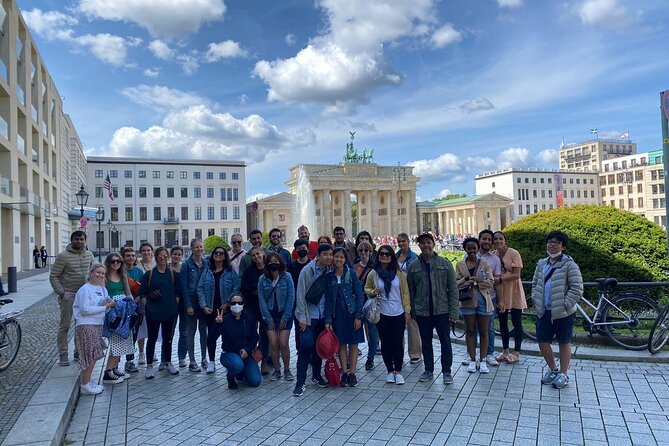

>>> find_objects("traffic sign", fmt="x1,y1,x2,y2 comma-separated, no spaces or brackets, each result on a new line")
79,216,88,228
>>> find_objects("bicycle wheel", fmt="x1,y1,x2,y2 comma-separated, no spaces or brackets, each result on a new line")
648,305,669,354
601,293,660,351
0,319,21,371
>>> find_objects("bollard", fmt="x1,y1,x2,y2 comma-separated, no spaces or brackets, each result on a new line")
7,266,17,293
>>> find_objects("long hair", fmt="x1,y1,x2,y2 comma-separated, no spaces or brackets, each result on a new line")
263,252,286,279
104,253,131,296
208,246,231,271
372,244,400,271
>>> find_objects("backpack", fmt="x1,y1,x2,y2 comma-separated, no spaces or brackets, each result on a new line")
305,271,328,305
324,357,341,387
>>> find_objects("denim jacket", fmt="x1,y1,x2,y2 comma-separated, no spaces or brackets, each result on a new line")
257,272,295,323
180,256,208,310
324,267,364,324
197,267,240,309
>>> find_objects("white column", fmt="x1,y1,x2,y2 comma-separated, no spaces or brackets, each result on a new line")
370,191,379,236
343,189,351,235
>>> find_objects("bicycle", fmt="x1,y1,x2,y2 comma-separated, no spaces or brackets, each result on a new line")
0,298,22,371
648,303,669,354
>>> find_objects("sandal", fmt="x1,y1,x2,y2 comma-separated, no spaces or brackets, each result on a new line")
495,353,510,363
506,354,520,364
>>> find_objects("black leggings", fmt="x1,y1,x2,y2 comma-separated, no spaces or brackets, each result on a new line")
498,308,523,352
146,319,174,365
376,314,406,373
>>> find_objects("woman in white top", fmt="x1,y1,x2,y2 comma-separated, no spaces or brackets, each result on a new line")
73,263,116,395
364,245,411,385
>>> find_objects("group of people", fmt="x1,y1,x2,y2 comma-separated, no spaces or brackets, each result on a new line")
32,245,48,269
49,224,582,397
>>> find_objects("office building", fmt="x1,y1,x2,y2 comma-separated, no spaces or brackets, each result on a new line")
559,139,636,172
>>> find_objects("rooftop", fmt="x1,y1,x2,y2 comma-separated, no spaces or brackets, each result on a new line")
86,156,246,167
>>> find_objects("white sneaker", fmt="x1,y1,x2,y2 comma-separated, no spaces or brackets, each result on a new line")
394,373,405,385
206,362,215,374
138,352,146,365
158,362,166,371
461,357,470,366
90,383,104,393
467,360,478,373
166,362,179,375
201,359,209,370
486,354,499,367
178,359,188,368
479,360,490,374
145,365,156,380
386,373,396,383
80,382,103,395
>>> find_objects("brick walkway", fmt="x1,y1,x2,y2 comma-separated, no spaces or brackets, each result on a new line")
64,334,669,446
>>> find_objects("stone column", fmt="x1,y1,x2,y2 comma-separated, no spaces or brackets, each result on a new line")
343,189,351,235
322,189,331,237
409,189,417,234
370,191,379,236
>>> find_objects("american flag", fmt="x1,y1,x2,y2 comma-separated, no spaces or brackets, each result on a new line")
103,173,113,201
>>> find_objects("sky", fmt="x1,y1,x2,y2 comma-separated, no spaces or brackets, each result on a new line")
18,0,669,202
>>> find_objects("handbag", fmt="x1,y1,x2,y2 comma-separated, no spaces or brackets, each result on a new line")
363,297,381,324
324,357,341,387
458,285,474,302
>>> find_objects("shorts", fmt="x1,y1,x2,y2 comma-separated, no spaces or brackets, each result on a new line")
535,312,575,344
260,309,293,332
460,292,494,317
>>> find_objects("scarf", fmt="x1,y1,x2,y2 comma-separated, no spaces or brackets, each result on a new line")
375,266,397,298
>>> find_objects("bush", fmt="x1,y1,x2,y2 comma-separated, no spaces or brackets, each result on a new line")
203,235,230,254
503,205,669,283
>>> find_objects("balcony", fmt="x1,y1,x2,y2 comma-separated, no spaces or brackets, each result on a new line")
163,217,180,225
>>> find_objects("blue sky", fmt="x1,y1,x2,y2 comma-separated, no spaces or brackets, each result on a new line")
19,0,669,202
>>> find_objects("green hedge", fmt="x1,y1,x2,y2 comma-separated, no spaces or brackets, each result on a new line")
503,205,668,283
203,235,230,254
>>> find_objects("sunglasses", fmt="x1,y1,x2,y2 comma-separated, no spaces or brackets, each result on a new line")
358,249,369,253
231,241,242,244
213,251,225,256
110,259,122,264
378,252,391,257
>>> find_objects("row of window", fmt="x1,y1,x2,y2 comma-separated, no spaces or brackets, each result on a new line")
514,177,595,185
108,205,241,222
518,203,554,216
517,189,596,200
94,169,240,181
601,171,644,185
95,186,240,201
95,227,242,250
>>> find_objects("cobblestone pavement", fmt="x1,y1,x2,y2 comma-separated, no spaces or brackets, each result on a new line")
65,333,669,446
0,293,63,444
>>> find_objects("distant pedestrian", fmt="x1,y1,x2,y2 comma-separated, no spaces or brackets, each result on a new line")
0,276,8,296
33,246,40,269
531,231,583,389
40,246,48,268
73,263,116,395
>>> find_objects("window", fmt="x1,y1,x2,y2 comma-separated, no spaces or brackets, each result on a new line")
181,187,188,198
609,187,614,195
541,190,545,198
219,172,226,180
548,190,553,198
590,179,594,184
233,206,240,220
542,204,546,210
232,172,239,180
95,186,103,198
112,187,118,199
124,170,132,178
618,186,623,195
233,188,239,201
167,206,175,220
227,188,233,201
152,171,160,179
525,205,530,215
195,229,202,239
139,187,147,198
533,190,537,198
516,178,521,184
206,172,213,179
140,207,147,221
154,207,162,221
602,189,606,197
154,230,162,247
194,187,201,198
181,206,188,220
207,206,215,220
517,189,522,200
193,172,200,180
492,182,496,188
109,170,118,178
110,207,118,221
638,197,644,208
125,186,132,198
532,178,536,184
562,178,566,184
207,188,214,199
95,169,103,178
125,207,133,221
180,171,187,179
576,179,580,184
590,190,594,198
636,170,643,181
220,188,226,201
153,187,161,198
525,178,529,183
221,228,229,241
540,178,544,184
139,170,146,178
208,229,215,237
167,187,174,198
549,204,553,209
547,177,552,184
577,190,581,198
221,206,228,220
570,190,574,198
195,205,202,220
533,204,538,213
628,198,634,209
601,177,607,186
166,171,174,179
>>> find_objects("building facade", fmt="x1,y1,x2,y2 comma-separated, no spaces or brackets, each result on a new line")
0,0,79,272
85,157,247,255
559,139,637,172
416,193,513,235
475,168,601,222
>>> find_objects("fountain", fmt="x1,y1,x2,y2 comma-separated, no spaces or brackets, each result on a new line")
293,166,316,234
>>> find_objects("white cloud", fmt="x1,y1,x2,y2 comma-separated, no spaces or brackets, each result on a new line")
430,23,462,48
575,0,641,29
75,33,141,67
460,98,495,113
536,149,558,164
239,94,249,105
77,0,227,39
436,188,451,199
497,0,523,8
120,85,208,111
247,193,271,203
148,40,175,60
205,40,247,62
498,147,531,169
143,67,160,77
408,153,465,183
23,8,77,40
285,34,296,46
254,0,439,113
465,156,496,171
105,105,315,164
176,51,200,75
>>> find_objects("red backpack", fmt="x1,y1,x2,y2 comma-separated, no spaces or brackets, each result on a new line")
324,357,341,387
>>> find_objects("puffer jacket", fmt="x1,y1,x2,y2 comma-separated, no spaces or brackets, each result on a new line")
49,244,95,295
531,254,583,321
197,267,241,310
258,272,295,323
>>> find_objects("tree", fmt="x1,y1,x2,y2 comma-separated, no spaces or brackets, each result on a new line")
203,235,230,254
503,205,669,283
436,193,467,201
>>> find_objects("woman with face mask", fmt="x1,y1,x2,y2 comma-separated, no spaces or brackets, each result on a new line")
215,295,261,389
258,252,295,381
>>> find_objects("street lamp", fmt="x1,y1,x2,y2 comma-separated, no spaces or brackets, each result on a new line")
106,219,112,257
75,185,89,218
95,206,105,262
112,225,118,252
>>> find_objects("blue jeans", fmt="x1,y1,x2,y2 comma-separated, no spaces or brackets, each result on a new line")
220,352,261,387
365,322,379,361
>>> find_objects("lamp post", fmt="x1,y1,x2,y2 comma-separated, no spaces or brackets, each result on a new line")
75,185,89,218
106,219,112,257
95,206,105,262
112,225,118,252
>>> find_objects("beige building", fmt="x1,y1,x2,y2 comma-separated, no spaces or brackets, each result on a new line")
246,192,294,241
0,1,81,272
559,139,636,172
416,193,513,234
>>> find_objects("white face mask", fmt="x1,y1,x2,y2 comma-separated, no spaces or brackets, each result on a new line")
547,250,561,259
230,303,243,314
